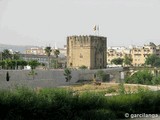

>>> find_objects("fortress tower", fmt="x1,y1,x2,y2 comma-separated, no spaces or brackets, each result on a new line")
67,35,107,69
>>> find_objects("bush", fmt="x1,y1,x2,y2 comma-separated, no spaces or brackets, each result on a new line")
96,70,109,82
79,65,87,69
152,75,160,85
118,83,126,95
106,87,116,93
0,87,160,119
125,70,154,85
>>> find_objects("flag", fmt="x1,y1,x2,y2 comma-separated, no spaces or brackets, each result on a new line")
93,25,96,31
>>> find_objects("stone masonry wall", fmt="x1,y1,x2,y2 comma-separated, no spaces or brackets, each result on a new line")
0,68,122,89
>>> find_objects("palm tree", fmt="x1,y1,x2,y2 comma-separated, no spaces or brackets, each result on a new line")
54,49,60,69
2,49,12,60
45,46,52,69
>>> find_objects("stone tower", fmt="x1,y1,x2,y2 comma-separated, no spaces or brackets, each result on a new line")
67,35,107,69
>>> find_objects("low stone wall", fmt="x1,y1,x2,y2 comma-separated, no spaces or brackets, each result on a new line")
0,68,122,89
78,68,123,82
0,69,79,89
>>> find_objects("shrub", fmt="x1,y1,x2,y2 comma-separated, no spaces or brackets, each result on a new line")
118,83,126,95
0,87,160,119
152,75,160,85
106,87,116,93
96,70,109,82
125,70,154,85
79,65,87,69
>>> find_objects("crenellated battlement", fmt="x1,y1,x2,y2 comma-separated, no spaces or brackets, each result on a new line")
67,35,106,46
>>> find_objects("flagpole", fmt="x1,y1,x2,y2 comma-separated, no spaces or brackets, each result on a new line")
97,25,99,36
93,25,100,36
94,25,96,36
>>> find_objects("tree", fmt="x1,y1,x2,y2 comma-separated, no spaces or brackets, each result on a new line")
111,58,124,65
154,58,160,67
28,60,39,80
0,60,5,69
0,59,13,69
45,46,52,69
64,68,72,82
5,59,13,69
2,49,12,60
28,60,40,70
28,69,37,80
17,60,28,69
54,49,60,69
13,51,20,60
124,55,132,66
6,71,10,81
125,70,154,85
0,50,23,70
145,54,159,67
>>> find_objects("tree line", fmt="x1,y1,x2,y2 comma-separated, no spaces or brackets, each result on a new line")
0,49,27,69
0,47,61,70
110,55,132,66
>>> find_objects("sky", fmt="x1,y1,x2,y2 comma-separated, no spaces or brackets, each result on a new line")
0,0,160,48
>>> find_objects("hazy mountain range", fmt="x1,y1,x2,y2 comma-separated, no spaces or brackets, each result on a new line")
0,43,37,53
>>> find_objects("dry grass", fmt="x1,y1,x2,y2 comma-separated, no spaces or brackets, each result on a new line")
66,83,148,94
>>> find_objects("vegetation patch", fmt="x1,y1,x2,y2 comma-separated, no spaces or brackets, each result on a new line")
0,85,158,120
125,69,160,85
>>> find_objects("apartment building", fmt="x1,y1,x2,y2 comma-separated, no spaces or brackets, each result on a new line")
25,46,67,57
26,47,46,55
107,46,130,65
20,54,51,64
131,42,160,66
107,42,160,66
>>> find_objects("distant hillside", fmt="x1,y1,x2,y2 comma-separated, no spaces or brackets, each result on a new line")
0,43,37,53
